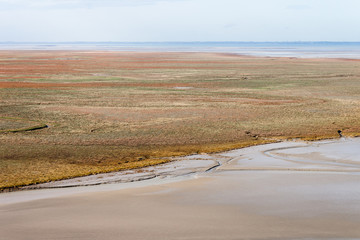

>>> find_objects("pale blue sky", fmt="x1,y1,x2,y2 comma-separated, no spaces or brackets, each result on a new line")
0,0,359,42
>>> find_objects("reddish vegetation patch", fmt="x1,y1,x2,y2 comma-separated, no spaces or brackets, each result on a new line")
0,81,198,89
0,82,117,89
0,51,240,81
0,76,40,80
341,58,360,62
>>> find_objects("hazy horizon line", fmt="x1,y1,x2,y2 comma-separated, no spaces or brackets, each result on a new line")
1,41,360,44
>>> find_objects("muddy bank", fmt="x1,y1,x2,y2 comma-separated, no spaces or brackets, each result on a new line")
19,137,360,190
1,138,360,239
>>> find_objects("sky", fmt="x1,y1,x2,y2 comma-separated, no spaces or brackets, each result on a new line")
0,0,359,42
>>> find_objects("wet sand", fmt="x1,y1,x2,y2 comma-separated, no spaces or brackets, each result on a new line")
1,138,360,239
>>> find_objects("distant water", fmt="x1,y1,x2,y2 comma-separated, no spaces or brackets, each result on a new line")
1,42,360,59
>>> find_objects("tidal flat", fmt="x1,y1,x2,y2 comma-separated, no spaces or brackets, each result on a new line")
1,138,360,239
1,51,360,189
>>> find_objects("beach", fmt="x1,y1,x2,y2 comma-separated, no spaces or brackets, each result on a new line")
1,138,360,239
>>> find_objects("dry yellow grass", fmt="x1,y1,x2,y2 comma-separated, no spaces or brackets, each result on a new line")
1,51,360,190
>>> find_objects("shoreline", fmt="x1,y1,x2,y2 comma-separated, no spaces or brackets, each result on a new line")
0,134,351,193
1,136,358,202
2,41,360,59
1,134,358,193
2,49,360,61
1,137,360,239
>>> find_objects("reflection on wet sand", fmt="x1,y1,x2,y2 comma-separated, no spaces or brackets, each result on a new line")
1,138,360,240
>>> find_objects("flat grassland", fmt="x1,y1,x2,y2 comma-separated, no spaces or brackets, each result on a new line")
1,51,360,190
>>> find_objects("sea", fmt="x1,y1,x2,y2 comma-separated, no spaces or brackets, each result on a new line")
1,42,360,59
